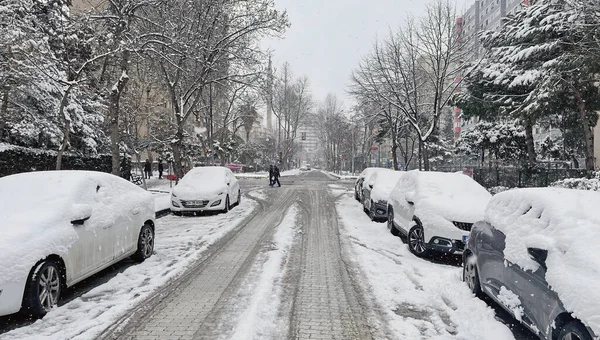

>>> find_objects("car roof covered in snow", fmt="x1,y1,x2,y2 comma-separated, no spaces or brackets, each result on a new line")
370,170,405,202
485,188,600,334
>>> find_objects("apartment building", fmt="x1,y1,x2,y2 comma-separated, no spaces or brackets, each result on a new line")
453,0,531,142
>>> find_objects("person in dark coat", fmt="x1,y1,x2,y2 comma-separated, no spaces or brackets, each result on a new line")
273,165,281,187
268,165,274,187
144,159,152,179
158,159,164,179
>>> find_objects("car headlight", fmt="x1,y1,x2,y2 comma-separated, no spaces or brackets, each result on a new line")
211,200,222,207
172,193,177,198
172,201,180,207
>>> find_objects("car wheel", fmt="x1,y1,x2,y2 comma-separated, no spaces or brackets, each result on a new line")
369,201,376,221
408,223,429,257
355,190,360,202
237,190,241,206
557,321,592,340
23,259,62,317
463,253,482,296
388,207,400,236
132,223,154,262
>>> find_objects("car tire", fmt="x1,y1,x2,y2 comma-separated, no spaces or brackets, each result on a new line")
557,321,592,340
463,253,483,296
388,207,400,236
355,190,360,202
23,259,62,317
408,223,429,257
369,201,376,221
132,223,154,262
237,190,241,206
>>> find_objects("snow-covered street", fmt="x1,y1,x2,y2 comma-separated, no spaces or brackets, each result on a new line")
1,172,540,340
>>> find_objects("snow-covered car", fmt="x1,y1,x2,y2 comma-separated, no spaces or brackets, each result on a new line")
354,167,387,202
386,170,491,257
170,166,241,215
0,171,155,317
361,169,405,221
463,188,598,340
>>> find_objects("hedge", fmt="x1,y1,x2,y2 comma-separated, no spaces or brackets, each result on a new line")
0,143,112,177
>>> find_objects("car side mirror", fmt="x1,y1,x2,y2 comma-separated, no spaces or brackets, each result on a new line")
405,191,416,206
527,247,548,269
368,184,373,189
70,204,92,226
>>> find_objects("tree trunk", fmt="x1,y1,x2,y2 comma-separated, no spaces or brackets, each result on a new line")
0,87,9,141
524,120,536,166
172,129,184,178
56,86,74,170
418,139,423,170
573,84,595,171
109,50,130,175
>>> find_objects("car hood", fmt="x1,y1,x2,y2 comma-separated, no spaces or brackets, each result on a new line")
416,195,488,224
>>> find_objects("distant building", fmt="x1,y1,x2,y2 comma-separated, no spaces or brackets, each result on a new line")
297,118,320,166
454,0,531,142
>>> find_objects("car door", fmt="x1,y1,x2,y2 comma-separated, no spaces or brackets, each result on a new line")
110,178,146,260
505,249,557,338
67,180,116,283
393,176,416,233
476,223,506,297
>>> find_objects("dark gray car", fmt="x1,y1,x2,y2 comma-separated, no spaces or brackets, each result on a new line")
463,221,595,340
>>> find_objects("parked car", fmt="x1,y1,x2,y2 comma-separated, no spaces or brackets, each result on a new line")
170,166,241,215
0,171,155,317
361,169,405,221
354,167,387,202
463,188,598,340
386,170,491,257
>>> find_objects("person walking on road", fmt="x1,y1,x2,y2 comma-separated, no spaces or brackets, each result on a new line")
268,165,274,187
144,159,152,179
158,159,164,179
273,165,281,187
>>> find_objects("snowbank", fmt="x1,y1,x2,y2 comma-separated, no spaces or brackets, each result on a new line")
551,172,600,191
333,187,514,339
485,188,600,334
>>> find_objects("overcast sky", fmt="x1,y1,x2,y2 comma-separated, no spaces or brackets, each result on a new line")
264,0,472,110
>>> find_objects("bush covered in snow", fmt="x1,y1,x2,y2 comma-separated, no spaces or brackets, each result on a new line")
551,172,600,191
0,143,111,177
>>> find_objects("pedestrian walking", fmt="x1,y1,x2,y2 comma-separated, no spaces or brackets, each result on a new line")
268,165,274,187
158,159,164,179
144,159,152,179
273,165,281,187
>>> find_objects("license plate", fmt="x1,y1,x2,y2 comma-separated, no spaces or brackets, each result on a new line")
462,235,468,243
188,200,203,205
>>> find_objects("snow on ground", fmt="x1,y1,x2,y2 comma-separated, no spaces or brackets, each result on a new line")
333,188,514,340
322,170,359,180
0,199,258,340
234,169,303,179
246,189,268,201
226,205,300,340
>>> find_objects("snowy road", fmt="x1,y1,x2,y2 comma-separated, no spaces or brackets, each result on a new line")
0,171,538,340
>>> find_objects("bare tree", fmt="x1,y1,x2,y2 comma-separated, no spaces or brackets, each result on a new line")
350,0,463,170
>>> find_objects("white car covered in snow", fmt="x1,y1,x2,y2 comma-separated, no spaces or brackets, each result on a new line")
361,169,405,221
170,166,241,215
354,167,388,203
386,170,491,257
464,188,598,340
0,171,156,317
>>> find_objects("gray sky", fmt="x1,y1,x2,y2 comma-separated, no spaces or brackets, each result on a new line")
264,0,472,109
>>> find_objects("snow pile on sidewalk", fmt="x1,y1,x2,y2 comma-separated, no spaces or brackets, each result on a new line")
334,188,514,340
485,188,600,335
321,170,359,180
1,199,258,340
228,205,300,340
551,172,600,191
